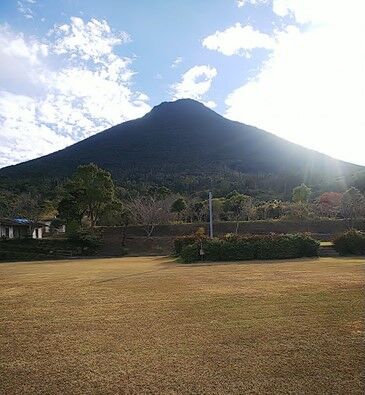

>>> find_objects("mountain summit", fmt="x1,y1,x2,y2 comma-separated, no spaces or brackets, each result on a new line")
0,99,361,187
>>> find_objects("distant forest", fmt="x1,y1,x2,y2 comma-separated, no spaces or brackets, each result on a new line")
1,164,365,235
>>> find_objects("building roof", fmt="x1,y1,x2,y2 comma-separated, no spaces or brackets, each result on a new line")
0,218,43,227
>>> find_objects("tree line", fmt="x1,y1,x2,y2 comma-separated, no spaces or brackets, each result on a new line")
1,163,365,237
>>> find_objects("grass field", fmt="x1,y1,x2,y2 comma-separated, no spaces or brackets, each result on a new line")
1,257,364,394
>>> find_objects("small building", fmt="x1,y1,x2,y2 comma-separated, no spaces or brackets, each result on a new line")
40,218,66,234
0,218,43,239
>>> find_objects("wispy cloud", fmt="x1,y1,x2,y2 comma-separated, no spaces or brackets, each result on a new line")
171,56,182,68
171,65,217,108
236,0,268,8
17,0,35,19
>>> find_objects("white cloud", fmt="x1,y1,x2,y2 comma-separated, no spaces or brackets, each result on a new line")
224,0,365,165
0,25,47,66
236,0,267,8
0,18,150,168
52,17,130,62
204,100,217,109
171,65,217,105
203,23,274,57
272,0,343,25
171,56,182,68
0,92,74,167
0,25,49,99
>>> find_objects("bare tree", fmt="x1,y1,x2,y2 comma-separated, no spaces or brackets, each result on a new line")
128,196,173,237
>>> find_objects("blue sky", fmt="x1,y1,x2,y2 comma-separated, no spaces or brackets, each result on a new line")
0,0,364,167
0,0,278,111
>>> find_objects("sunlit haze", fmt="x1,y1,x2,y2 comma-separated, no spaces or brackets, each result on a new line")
0,0,364,167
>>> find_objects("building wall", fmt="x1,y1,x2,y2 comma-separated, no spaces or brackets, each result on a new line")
32,227,43,239
1,224,43,239
13,226,30,239
42,221,52,233
0,225,14,239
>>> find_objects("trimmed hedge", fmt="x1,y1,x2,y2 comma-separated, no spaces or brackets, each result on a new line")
179,233,319,263
0,230,102,262
333,230,365,255
174,236,197,255
180,243,201,263
0,239,75,262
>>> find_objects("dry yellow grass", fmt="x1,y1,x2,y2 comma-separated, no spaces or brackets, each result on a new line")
1,256,364,394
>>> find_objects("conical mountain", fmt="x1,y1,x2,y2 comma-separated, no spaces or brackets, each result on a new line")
0,99,361,185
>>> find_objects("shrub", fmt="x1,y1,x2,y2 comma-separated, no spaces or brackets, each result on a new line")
0,239,81,262
254,235,288,259
180,243,200,263
219,239,256,261
174,236,197,255
222,233,241,242
67,228,101,255
333,230,365,255
179,233,319,263
291,233,320,257
173,228,207,255
203,239,224,261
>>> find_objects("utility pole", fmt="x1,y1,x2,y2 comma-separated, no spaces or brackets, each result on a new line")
209,191,213,239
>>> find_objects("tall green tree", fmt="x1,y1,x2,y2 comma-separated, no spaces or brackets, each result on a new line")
170,197,187,220
292,183,311,203
0,191,13,218
190,200,207,223
58,193,85,225
58,164,117,227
